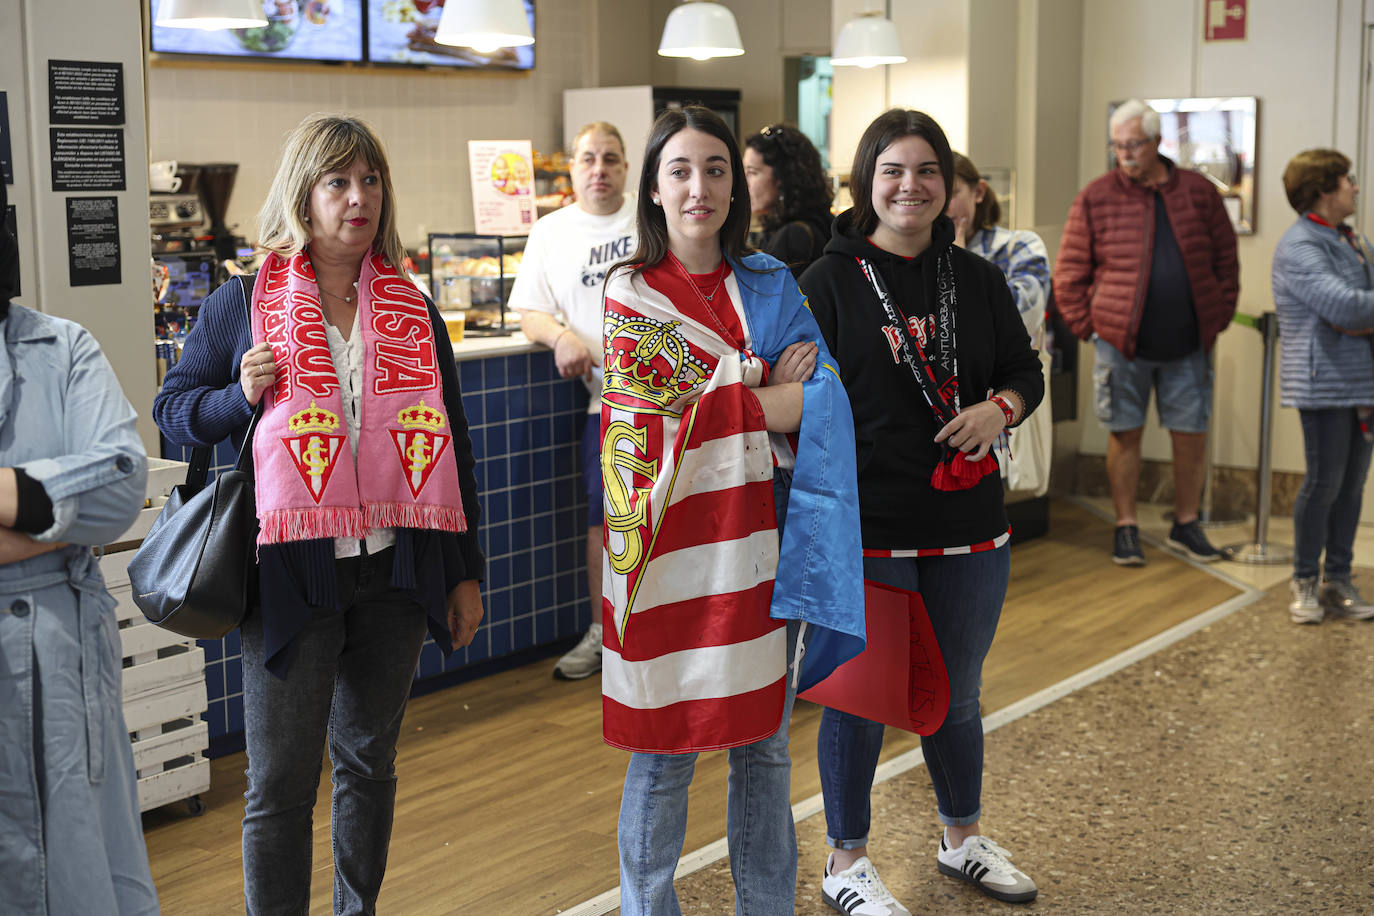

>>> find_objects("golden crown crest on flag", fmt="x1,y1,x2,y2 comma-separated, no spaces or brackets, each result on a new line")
398,400,445,431
288,401,341,436
603,315,709,411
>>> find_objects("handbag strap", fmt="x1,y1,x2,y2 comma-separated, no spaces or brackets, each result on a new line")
182,274,261,493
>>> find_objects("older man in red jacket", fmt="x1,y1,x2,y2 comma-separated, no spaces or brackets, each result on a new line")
1055,98,1239,567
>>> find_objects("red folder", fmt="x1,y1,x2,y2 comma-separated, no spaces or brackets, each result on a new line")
799,581,950,735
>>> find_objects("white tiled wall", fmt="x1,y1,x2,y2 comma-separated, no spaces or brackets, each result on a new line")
148,0,597,249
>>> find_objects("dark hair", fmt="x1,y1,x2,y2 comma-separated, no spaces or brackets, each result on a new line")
951,152,1001,232
614,105,754,278
1283,148,1350,214
849,109,954,236
744,124,834,233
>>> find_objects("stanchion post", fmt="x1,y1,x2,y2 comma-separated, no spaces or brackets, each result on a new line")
1223,311,1293,565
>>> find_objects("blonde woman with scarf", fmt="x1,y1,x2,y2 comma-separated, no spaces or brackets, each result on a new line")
154,114,484,914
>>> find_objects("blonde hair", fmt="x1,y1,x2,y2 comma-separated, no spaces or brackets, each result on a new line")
257,113,406,270
571,121,626,158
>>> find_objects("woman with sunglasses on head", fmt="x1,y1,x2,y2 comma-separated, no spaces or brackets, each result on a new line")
799,109,1044,913
744,123,835,278
602,105,864,915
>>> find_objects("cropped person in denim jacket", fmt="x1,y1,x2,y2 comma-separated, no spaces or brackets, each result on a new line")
1273,148,1374,623
0,181,158,914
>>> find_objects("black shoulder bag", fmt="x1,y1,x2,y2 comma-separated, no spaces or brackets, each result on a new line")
129,277,262,639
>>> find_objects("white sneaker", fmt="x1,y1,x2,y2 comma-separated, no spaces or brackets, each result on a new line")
1290,577,1323,625
821,854,911,916
937,832,1037,903
1319,577,1374,620
552,622,602,680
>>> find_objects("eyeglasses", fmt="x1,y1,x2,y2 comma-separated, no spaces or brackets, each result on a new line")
759,124,787,138
1107,138,1153,154
1349,172,1359,186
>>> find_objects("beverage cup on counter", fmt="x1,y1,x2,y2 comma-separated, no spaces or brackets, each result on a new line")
149,160,181,193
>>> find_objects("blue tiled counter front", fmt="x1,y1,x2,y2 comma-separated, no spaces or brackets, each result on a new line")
170,338,596,755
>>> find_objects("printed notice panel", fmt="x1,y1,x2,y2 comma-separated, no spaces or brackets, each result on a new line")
4,205,18,296
48,60,125,125
50,128,126,192
66,196,121,287
0,93,12,184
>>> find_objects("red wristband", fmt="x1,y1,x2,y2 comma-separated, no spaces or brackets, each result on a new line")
990,394,1015,426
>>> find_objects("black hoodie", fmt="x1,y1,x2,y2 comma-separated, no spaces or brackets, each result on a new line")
799,210,1043,550
760,208,833,279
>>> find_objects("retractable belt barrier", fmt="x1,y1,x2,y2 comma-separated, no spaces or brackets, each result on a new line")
1222,312,1293,565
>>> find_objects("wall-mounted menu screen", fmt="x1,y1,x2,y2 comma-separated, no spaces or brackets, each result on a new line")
366,0,534,70
149,0,365,64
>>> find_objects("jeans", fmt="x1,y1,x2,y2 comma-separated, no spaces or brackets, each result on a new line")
240,547,428,916
1294,408,1374,580
618,620,803,916
819,546,1009,844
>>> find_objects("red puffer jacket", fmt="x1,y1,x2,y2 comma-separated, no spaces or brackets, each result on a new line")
1053,160,1239,359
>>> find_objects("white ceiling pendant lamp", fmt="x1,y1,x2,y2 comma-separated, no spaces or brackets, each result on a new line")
658,1,744,62
436,0,535,54
154,0,268,30
831,6,907,69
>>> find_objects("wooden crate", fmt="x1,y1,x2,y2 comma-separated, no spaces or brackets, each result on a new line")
107,456,211,814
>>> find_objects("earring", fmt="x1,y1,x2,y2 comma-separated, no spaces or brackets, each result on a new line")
652,197,660,206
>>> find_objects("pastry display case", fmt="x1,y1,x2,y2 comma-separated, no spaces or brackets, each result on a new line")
428,233,526,337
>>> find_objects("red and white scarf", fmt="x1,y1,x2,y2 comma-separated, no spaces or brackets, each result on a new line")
600,258,787,754
250,250,466,545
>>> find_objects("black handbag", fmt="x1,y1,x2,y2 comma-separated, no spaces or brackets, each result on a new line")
130,275,263,639
129,403,263,639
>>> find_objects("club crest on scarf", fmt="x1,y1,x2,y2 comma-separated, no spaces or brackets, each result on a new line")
390,400,452,499
282,401,347,503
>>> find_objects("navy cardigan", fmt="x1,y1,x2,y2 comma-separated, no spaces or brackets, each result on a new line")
154,276,485,676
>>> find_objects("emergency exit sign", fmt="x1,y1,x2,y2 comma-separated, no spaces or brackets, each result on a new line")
1205,0,1247,42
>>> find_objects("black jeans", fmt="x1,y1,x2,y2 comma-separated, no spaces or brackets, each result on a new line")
240,548,428,915
1294,408,1374,581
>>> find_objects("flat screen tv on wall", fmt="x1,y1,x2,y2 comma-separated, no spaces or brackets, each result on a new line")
366,0,535,70
149,0,366,64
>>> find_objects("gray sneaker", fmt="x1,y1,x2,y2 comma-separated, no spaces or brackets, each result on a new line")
1290,577,1322,624
553,622,602,680
1319,578,1374,620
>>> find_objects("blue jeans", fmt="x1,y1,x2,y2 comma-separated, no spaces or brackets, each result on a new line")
818,546,1009,845
618,469,800,916
240,547,428,916
1294,408,1374,580
618,621,803,916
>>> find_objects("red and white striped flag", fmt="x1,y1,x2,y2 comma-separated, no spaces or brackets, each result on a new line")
600,263,787,754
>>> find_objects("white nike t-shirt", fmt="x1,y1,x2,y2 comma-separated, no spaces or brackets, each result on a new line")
509,196,637,412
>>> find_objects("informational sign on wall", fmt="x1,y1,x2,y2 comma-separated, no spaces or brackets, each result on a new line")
468,140,535,236
50,128,126,192
0,93,12,185
48,59,125,125
66,196,121,287
4,205,18,296
1204,0,1247,41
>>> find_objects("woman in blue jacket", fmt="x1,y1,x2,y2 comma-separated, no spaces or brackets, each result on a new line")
1274,148,1374,623
0,181,158,914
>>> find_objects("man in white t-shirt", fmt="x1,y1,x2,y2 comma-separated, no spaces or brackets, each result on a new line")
512,121,636,679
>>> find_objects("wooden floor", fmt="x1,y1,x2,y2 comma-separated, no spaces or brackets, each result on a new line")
141,500,1241,914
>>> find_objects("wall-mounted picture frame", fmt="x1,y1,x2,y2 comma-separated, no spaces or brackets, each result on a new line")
1109,96,1258,235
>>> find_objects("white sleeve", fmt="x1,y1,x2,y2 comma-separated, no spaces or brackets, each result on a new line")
508,220,562,318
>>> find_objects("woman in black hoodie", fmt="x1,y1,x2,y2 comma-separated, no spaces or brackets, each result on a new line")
799,110,1044,912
